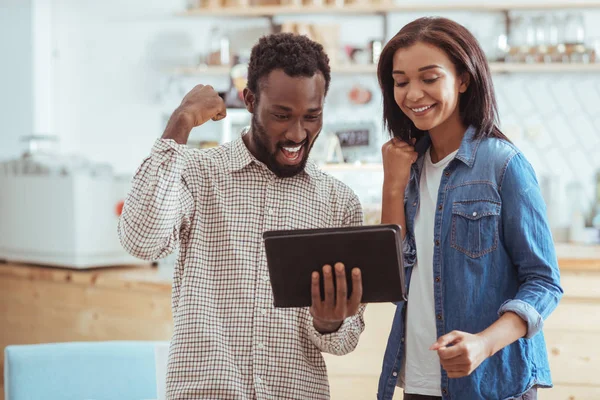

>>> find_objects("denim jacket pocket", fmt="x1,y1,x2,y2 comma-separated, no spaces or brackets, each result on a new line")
451,200,501,258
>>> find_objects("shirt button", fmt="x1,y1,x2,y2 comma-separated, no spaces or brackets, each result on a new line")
392,371,398,377
259,308,267,315
472,211,477,217
255,376,263,384
257,342,265,350
267,208,274,216
262,274,269,282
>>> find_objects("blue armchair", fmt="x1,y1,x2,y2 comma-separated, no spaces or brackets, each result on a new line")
4,341,167,400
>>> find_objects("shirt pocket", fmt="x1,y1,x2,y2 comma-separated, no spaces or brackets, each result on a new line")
451,200,501,258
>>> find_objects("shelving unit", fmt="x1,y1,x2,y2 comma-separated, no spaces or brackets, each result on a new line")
171,62,600,76
173,2,600,75
179,1,600,17
489,62,600,73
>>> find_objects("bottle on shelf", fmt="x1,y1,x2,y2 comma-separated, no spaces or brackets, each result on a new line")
206,27,231,66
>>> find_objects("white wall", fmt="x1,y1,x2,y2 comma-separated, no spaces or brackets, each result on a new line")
0,0,33,160
2,0,600,196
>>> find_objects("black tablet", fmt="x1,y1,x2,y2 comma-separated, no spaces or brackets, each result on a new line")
262,224,407,308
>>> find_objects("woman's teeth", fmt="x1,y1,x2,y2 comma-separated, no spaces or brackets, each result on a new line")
411,104,434,113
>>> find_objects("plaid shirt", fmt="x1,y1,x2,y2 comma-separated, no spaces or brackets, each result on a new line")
119,135,365,399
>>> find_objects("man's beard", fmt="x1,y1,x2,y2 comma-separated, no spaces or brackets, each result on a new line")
250,114,317,178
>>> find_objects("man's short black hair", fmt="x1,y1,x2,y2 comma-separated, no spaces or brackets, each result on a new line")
247,33,331,99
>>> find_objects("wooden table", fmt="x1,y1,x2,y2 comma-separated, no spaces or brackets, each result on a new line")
1,244,599,400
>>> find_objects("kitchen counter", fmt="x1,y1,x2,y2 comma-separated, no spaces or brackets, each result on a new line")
0,242,597,286
1,243,599,400
0,261,172,400
0,261,171,290
554,243,600,271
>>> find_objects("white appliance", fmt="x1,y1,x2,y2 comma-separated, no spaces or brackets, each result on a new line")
0,142,147,269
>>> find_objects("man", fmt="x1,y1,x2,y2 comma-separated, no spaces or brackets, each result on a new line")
119,33,365,399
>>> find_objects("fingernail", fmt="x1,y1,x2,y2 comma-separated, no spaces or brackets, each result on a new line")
353,268,360,276
335,264,344,272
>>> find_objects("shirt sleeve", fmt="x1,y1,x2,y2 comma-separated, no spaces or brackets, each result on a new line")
307,305,366,355
307,189,366,355
497,152,563,339
342,190,364,227
118,138,196,261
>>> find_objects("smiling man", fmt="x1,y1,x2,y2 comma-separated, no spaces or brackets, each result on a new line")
118,33,366,400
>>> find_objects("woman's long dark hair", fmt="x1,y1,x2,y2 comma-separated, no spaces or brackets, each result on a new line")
377,17,509,143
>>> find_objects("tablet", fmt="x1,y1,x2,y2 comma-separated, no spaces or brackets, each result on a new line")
262,224,407,308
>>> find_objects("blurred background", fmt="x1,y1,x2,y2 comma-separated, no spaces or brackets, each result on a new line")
1,0,600,399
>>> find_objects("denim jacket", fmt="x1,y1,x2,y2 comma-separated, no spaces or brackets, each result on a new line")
377,126,563,400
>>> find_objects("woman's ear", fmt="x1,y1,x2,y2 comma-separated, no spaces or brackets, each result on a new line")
243,88,255,113
459,72,470,94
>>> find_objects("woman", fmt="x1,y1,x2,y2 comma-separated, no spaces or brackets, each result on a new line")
377,17,563,400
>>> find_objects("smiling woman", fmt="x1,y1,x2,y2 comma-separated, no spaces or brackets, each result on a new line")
377,17,506,148
376,17,563,400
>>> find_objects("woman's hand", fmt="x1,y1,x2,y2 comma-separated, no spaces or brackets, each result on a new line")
381,138,418,193
431,330,493,378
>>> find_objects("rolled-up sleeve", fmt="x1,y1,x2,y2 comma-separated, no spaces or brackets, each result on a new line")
498,153,563,339
498,299,544,339
307,305,366,355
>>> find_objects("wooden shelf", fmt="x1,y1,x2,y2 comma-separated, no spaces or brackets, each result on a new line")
170,65,378,75
171,62,600,76
491,62,600,73
180,2,600,17
171,66,232,75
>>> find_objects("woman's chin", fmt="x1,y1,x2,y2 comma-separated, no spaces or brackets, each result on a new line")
412,120,434,131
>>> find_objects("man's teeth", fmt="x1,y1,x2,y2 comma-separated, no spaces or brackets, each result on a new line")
411,105,433,112
283,146,302,153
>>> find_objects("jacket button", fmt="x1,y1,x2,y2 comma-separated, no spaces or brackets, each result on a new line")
435,240,440,246
442,388,448,395
444,171,450,176
413,202,417,207
438,204,443,210
435,277,441,282
437,314,442,320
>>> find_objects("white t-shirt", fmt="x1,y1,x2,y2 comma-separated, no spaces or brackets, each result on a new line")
400,148,458,395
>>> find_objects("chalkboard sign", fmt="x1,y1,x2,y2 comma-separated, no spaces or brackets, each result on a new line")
335,129,370,147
